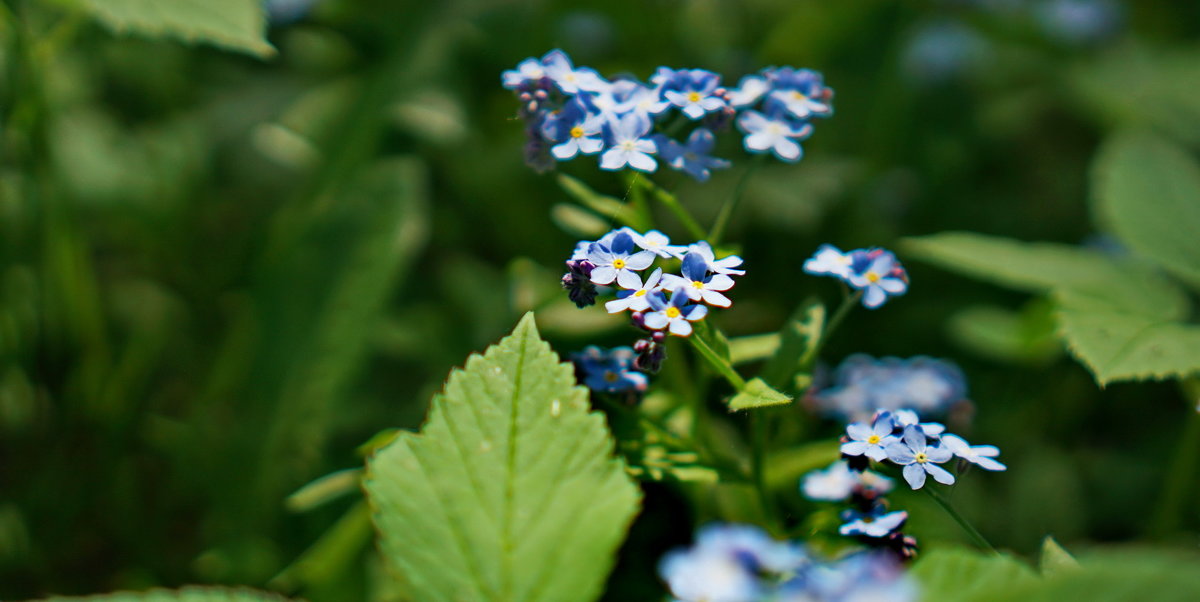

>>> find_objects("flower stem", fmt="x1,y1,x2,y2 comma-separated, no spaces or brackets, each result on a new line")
645,181,707,241
708,154,766,246
803,290,862,368
924,487,997,553
1150,392,1200,538
688,335,747,392
751,410,779,532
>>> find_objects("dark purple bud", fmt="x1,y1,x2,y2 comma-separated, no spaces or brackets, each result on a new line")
629,311,647,329
880,532,919,563
562,260,597,308
632,337,667,374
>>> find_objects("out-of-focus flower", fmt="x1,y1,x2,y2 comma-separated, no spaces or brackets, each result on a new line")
661,69,727,120
846,249,908,309
803,244,854,279
659,524,807,602
572,346,648,393
542,49,608,94
801,461,894,502
808,354,968,421
763,67,834,119
600,112,658,172
839,509,909,538
656,128,732,182
736,109,813,162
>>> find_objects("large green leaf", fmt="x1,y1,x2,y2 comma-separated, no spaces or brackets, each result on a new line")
1056,289,1200,384
39,588,293,601
78,0,275,58
911,548,1039,602
1093,130,1200,288
365,313,641,602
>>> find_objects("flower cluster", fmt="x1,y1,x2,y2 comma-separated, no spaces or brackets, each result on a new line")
659,523,916,602
502,50,834,177
840,409,1006,490
803,245,909,309
562,227,743,385
806,354,967,422
802,460,918,561
571,346,648,395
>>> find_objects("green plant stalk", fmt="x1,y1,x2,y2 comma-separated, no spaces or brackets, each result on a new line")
1151,398,1200,538
708,154,766,246
688,335,747,391
751,410,779,533
645,181,707,240
804,290,862,368
924,487,997,553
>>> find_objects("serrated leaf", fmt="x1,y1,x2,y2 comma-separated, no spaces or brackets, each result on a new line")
1039,536,1079,577
38,587,295,601
1092,130,1200,288
728,378,793,411
1056,289,1200,384
79,0,275,58
364,313,641,602
911,548,1039,602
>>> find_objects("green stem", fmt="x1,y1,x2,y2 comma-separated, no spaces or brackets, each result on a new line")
708,154,765,246
924,487,997,553
646,181,707,241
805,290,861,367
688,335,747,392
751,411,778,532
1151,397,1200,538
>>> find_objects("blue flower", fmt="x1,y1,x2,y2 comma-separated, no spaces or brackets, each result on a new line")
541,99,605,160
846,249,909,309
604,78,670,118
644,288,708,337
599,112,658,172
659,524,808,602
656,128,731,182
585,230,656,287
839,509,908,538
661,252,736,308
784,553,917,602
660,69,727,120
886,426,955,489
893,409,946,438
726,74,770,108
541,49,607,94
629,229,688,259
502,56,549,90
808,355,967,421
687,241,745,276
736,109,813,162
802,244,853,279
572,346,648,393
763,67,834,120
841,411,899,462
941,434,1007,471
605,268,664,314
801,460,894,502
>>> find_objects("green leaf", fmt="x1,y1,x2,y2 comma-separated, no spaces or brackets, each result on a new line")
38,587,295,601
1039,536,1079,577
760,299,825,389
911,547,1039,602
78,0,275,58
285,468,362,513
948,301,1061,364
727,378,793,411
364,313,641,602
1056,289,1200,384
1092,130,1200,288
998,548,1200,601
269,501,376,593
1071,43,1200,144
901,232,1188,316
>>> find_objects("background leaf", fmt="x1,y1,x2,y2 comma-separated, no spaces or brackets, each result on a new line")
78,0,275,58
1092,130,1200,288
911,547,1039,602
39,587,294,601
364,313,641,602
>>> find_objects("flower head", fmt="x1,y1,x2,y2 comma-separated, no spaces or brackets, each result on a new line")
605,268,664,314
644,288,709,337
687,241,745,276
661,252,736,308
736,109,813,162
585,230,656,287
941,434,1007,471
802,244,854,279
600,112,658,173
660,69,727,120
846,249,909,309
541,49,607,95
572,346,648,393
656,128,732,182
841,411,900,462
763,67,834,119
541,99,605,160
630,229,688,259
885,425,955,489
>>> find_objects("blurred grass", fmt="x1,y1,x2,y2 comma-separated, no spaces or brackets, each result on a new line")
3,0,1200,599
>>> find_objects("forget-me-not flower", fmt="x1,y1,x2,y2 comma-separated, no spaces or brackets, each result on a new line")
541,49,607,94
630,229,688,259
687,241,745,276
661,69,727,120
839,509,909,538
893,409,946,437
727,74,770,108
764,67,834,119
502,56,549,90
605,268,664,314
572,346,648,393
659,524,807,602
736,110,813,162
600,112,658,172
802,244,853,279
801,461,894,502
585,230,656,288
644,288,709,337
656,128,731,182
542,100,605,160
941,434,1007,471
661,252,736,308
846,249,908,309
886,425,955,489
841,412,899,462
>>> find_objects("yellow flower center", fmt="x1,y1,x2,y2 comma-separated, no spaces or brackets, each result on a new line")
665,307,682,319
791,90,808,101
604,371,620,382
633,289,647,297
867,435,881,445
570,126,585,138
866,272,881,283
687,91,702,103
914,452,928,464
691,280,704,289
612,258,626,269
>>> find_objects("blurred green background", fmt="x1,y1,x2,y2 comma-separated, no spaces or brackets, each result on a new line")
3,0,1200,599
